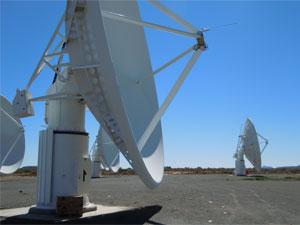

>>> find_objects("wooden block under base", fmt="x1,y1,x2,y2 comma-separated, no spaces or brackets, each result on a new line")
56,196,83,217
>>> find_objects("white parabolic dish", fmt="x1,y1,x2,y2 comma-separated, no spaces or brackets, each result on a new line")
0,95,25,174
67,1,163,188
243,119,261,169
99,127,120,173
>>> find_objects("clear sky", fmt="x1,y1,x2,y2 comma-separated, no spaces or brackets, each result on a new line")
1,1,299,168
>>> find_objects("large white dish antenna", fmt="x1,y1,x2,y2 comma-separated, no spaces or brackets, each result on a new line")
234,118,268,175
17,0,204,189
0,95,25,174
99,127,120,173
67,1,163,188
242,119,261,169
4,0,206,213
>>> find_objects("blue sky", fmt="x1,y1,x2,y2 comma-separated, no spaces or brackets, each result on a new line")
1,1,299,168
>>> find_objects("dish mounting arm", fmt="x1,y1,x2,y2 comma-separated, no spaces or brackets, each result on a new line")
25,13,67,91
25,1,82,91
101,11,200,39
101,2,207,150
257,133,269,154
14,5,86,118
138,49,202,150
147,0,198,33
138,45,195,84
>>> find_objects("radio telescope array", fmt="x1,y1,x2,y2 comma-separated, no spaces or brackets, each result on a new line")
0,0,208,214
90,127,120,178
234,118,269,176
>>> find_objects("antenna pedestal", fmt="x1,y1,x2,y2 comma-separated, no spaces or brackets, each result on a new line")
31,78,96,214
234,146,246,176
91,161,102,178
91,134,102,178
234,158,246,176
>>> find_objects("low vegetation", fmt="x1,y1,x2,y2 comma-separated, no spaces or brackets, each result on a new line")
1,166,299,177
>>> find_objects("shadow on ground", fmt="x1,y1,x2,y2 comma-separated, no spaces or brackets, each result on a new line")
1,205,163,224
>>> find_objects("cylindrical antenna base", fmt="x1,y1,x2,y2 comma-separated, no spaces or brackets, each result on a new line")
32,77,96,214
234,158,246,176
91,161,102,178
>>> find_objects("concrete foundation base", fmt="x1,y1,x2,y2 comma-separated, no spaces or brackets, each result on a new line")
0,204,162,224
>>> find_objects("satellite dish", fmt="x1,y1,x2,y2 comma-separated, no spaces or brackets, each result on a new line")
234,118,269,176
6,0,207,214
0,95,25,174
243,119,261,170
90,127,120,177
67,1,164,188
66,0,206,189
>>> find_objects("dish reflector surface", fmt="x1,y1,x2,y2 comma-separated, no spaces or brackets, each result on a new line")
99,128,120,173
67,0,163,188
242,119,261,169
0,96,25,174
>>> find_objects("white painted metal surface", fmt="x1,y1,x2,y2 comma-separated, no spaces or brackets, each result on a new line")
101,10,199,38
25,13,66,90
243,118,262,170
137,50,202,151
35,76,95,212
13,90,34,118
66,0,203,188
148,0,198,32
0,95,25,174
90,131,102,178
99,127,120,173
91,127,120,176
234,151,246,176
91,161,101,178
6,4,203,216
234,118,269,175
36,129,53,207
66,0,164,188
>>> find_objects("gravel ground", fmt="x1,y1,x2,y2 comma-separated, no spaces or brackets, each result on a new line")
1,174,300,224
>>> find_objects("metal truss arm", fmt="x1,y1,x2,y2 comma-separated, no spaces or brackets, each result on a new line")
257,133,268,142
26,13,65,90
153,46,195,76
101,11,199,39
44,50,66,59
138,50,201,151
139,45,195,84
0,107,23,129
1,132,24,166
148,0,198,33
257,133,269,154
29,93,82,102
